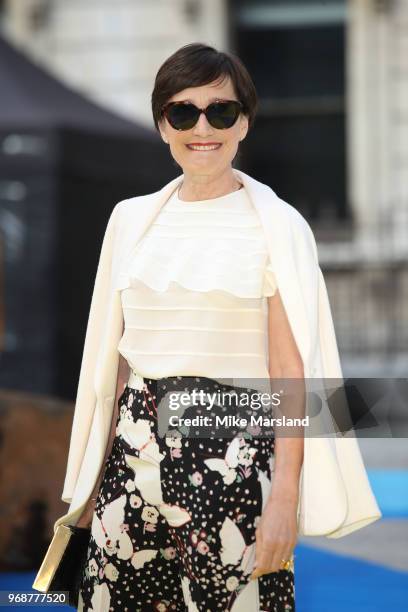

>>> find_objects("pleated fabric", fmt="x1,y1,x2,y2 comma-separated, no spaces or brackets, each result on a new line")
116,185,277,383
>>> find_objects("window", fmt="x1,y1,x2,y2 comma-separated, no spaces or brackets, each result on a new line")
229,0,349,233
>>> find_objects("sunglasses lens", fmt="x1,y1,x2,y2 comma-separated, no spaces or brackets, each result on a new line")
163,101,242,130
206,102,241,129
166,103,199,130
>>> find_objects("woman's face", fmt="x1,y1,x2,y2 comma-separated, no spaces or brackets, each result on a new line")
158,76,248,177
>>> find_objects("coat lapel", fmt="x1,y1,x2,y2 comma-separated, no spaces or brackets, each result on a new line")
115,175,183,290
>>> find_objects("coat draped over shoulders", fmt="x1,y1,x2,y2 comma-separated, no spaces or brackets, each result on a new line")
54,169,381,539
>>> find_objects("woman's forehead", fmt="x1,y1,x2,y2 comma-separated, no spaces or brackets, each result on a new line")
169,78,235,103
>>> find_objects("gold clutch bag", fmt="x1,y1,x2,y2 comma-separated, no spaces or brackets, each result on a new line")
32,524,91,608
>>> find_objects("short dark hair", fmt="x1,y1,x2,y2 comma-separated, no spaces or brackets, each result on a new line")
151,42,258,132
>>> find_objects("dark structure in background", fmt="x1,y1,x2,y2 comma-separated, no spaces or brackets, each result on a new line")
0,36,176,400
230,0,350,239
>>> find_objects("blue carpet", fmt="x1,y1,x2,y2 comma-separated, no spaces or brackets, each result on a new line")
1,545,407,612
367,469,408,518
295,543,408,612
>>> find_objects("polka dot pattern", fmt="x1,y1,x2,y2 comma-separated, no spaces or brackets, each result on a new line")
78,377,295,611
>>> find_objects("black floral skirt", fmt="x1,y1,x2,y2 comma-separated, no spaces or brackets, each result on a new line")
78,375,295,611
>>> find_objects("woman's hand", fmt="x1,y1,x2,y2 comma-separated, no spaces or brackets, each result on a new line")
76,499,97,529
250,496,298,580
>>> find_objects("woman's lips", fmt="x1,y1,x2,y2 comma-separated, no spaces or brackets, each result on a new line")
186,143,222,151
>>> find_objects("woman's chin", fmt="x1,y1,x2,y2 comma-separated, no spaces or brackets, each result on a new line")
181,158,227,173
180,165,212,175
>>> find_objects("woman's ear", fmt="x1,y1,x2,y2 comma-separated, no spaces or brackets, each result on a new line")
158,119,169,144
239,115,249,143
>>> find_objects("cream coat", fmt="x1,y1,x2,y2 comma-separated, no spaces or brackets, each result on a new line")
53,169,381,538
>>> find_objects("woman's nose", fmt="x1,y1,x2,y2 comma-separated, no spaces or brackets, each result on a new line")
192,111,213,135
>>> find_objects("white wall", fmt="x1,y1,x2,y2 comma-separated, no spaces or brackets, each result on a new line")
3,0,228,128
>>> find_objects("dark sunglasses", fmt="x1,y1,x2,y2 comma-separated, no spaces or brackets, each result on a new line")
161,99,244,131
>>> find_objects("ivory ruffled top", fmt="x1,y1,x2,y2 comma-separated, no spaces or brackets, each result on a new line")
117,184,277,386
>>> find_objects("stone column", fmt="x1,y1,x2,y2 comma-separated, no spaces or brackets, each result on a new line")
348,0,408,259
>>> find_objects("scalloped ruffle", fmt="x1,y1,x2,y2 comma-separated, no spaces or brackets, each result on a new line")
117,252,277,299
116,186,277,299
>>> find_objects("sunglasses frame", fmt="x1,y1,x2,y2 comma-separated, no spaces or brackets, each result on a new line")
161,99,244,131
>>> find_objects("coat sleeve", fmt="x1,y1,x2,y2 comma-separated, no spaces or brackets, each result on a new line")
61,202,121,504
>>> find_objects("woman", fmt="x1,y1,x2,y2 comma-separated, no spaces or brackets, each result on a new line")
75,42,298,611
67,43,380,611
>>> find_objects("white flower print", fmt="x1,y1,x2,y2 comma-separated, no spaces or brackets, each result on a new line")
190,471,202,486
91,494,133,560
88,558,98,577
90,582,111,612
181,576,200,612
129,494,142,508
119,419,164,465
223,468,237,485
162,546,177,560
226,575,240,591
125,478,136,493
158,503,192,528
80,385,294,611
220,517,255,575
119,405,134,423
154,425,183,461
237,444,257,467
196,540,209,555
125,453,164,506
165,431,182,449
80,384,294,612
141,505,159,524
204,437,254,485
131,549,158,569
104,562,119,582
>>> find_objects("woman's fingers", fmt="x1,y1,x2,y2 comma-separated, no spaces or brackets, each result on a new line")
251,548,272,579
250,532,274,579
250,531,294,579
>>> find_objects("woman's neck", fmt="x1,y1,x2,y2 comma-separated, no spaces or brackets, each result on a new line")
178,172,242,202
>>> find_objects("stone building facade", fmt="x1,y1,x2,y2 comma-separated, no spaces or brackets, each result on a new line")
1,0,407,376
